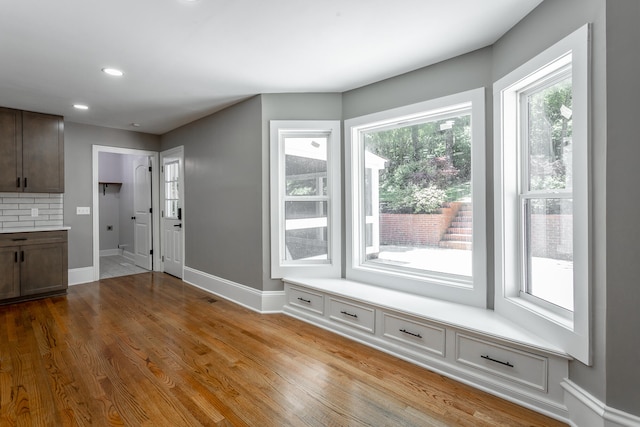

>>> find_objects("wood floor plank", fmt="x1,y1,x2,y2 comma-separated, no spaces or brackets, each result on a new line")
0,272,567,426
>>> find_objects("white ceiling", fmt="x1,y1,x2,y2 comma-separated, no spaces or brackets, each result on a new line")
0,0,542,135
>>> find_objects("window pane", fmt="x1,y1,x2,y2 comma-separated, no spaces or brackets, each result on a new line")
285,137,328,196
362,114,472,277
284,201,328,261
166,200,178,219
525,198,573,311
527,76,573,191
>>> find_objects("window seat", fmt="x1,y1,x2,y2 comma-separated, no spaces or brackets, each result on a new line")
284,276,569,358
281,276,571,422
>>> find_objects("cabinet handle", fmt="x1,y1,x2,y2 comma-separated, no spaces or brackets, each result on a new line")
11,238,27,241
340,310,358,318
15,252,18,263
16,177,20,188
24,177,27,188
297,297,311,304
20,251,24,262
481,354,514,368
399,328,423,339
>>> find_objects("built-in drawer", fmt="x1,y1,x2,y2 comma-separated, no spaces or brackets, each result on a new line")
0,230,67,248
288,286,325,315
329,298,375,334
455,333,548,392
382,312,445,357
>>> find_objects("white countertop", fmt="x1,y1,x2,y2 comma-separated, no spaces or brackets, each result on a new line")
0,226,71,234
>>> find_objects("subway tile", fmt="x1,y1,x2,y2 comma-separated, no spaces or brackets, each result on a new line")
0,204,19,209
35,220,63,226
0,216,19,222
5,210,31,216
19,203,49,209
3,221,33,228
40,209,63,215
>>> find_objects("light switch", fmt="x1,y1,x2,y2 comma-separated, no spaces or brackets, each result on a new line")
77,206,91,215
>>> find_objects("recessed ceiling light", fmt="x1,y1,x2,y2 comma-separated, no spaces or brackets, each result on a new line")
102,67,124,76
73,104,89,110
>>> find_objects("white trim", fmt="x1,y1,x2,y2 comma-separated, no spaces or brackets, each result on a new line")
68,267,94,285
269,120,342,278
493,24,591,363
562,380,640,427
92,145,161,282
344,88,487,307
122,250,136,263
183,267,285,314
100,248,120,257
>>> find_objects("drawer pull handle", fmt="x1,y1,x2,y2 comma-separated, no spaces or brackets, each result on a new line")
399,328,422,339
12,238,27,241
481,354,514,368
297,297,311,304
340,311,358,318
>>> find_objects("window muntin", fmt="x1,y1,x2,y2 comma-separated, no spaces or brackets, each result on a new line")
164,160,180,219
270,121,341,278
346,89,486,307
519,68,574,315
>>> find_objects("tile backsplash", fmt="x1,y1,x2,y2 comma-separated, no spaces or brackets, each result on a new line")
0,193,64,229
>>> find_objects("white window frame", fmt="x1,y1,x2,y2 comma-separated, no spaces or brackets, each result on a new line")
494,24,591,364
345,88,487,307
270,120,341,278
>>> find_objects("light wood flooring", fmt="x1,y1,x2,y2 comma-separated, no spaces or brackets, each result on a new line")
0,272,568,426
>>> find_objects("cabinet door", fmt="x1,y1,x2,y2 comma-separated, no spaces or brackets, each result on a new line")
22,111,64,193
0,246,20,299
0,107,22,192
20,242,67,296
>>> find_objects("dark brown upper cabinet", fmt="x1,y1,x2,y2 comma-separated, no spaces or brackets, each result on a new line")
0,107,64,193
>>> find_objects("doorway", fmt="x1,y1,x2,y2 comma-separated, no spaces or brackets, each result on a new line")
92,145,160,281
160,146,184,278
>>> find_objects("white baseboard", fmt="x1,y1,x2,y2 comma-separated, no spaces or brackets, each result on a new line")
68,267,95,286
100,248,120,256
183,267,285,314
562,380,640,427
122,250,135,263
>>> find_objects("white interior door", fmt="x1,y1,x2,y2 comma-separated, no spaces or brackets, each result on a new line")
134,156,153,270
161,148,184,278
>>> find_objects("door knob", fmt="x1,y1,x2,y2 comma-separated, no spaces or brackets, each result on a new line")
131,216,136,220
174,223,182,228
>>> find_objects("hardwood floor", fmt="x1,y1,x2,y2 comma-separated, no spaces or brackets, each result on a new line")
0,272,567,426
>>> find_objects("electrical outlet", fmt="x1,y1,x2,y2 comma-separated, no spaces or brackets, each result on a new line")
31,208,38,217
77,206,91,215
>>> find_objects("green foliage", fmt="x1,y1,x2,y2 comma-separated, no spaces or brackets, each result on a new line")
366,115,471,214
382,184,447,214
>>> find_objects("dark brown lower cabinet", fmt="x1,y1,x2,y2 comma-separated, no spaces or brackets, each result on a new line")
0,230,68,304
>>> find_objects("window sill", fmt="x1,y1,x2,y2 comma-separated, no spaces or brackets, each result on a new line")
283,276,571,359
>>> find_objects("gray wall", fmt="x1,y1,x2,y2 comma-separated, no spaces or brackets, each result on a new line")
161,96,264,290
64,122,160,269
605,0,640,415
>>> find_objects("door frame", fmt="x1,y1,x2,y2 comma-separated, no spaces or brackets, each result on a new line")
92,145,161,281
160,146,185,277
